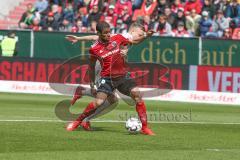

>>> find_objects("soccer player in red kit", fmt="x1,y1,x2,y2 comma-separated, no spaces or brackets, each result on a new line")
66,21,155,135
66,23,147,131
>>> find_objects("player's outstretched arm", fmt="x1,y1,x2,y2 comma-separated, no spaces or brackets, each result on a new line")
65,35,98,44
130,30,155,44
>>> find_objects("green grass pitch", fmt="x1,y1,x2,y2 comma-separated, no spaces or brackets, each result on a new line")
0,92,240,160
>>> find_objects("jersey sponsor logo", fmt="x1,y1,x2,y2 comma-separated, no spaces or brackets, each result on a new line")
111,41,117,47
106,41,117,50
101,49,120,58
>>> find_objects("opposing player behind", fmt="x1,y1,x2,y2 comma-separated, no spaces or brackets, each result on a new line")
66,21,155,135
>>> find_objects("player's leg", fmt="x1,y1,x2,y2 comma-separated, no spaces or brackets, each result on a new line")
80,94,118,130
67,77,115,131
130,87,155,135
80,77,118,130
84,94,118,121
71,85,118,130
66,91,108,131
117,78,155,135
71,86,92,105
71,86,98,131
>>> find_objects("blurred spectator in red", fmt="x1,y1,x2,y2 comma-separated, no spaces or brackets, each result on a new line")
133,0,158,21
35,0,48,13
88,0,106,12
153,14,173,36
71,26,78,33
19,3,36,29
71,19,87,33
172,8,186,29
29,18,41,31
101,5,117,28
201,0,217,18
88,5,102,26
172,21,190,37
186,9,201,36
184,0,202,14
118,6,132,27
40,12,59,31
171,0,184,14
88,0,100,10
157,0,169,15
232,27,240,39
222,28,232,39
164,6,176,26
115,0,133,16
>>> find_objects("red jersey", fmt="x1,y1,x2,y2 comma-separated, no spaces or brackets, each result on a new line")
89,34,130,78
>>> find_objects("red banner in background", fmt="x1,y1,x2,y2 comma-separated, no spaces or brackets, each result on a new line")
1,57,240,93
195,66,240,93
0,57,189,90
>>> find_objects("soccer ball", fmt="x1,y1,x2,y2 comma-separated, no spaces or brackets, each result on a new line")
125,117,142,134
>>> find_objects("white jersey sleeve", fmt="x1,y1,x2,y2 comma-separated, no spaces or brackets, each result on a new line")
122,32,133,41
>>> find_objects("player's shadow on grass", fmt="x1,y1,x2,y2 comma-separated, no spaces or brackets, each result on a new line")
76,126,106,132
70,126,127,134
123,133,142,136
61,126,107,132
62,125,141,135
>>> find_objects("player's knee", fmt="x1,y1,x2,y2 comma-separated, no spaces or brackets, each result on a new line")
94,98,105,107
130,88,142,103
108,95,118,104
134,97,142,103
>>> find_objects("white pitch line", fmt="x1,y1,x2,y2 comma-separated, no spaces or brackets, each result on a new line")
206,148,240,152
0,119,62,122
0,119,240,125
206,149,220,152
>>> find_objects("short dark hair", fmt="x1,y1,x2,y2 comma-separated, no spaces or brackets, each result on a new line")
7,31,16,38
96,21,110,33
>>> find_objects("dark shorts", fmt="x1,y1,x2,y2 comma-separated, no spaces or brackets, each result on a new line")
97,75,136,96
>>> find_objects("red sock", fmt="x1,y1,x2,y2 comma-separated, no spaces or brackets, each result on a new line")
83,102,95,113
76,102,96,121
136,101,148,129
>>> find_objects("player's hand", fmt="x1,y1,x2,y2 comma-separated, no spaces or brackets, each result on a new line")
146,30,155,37
65,35,78,44
91,87,97,97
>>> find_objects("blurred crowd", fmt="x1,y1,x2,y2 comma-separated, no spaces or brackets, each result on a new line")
18,0,240,39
